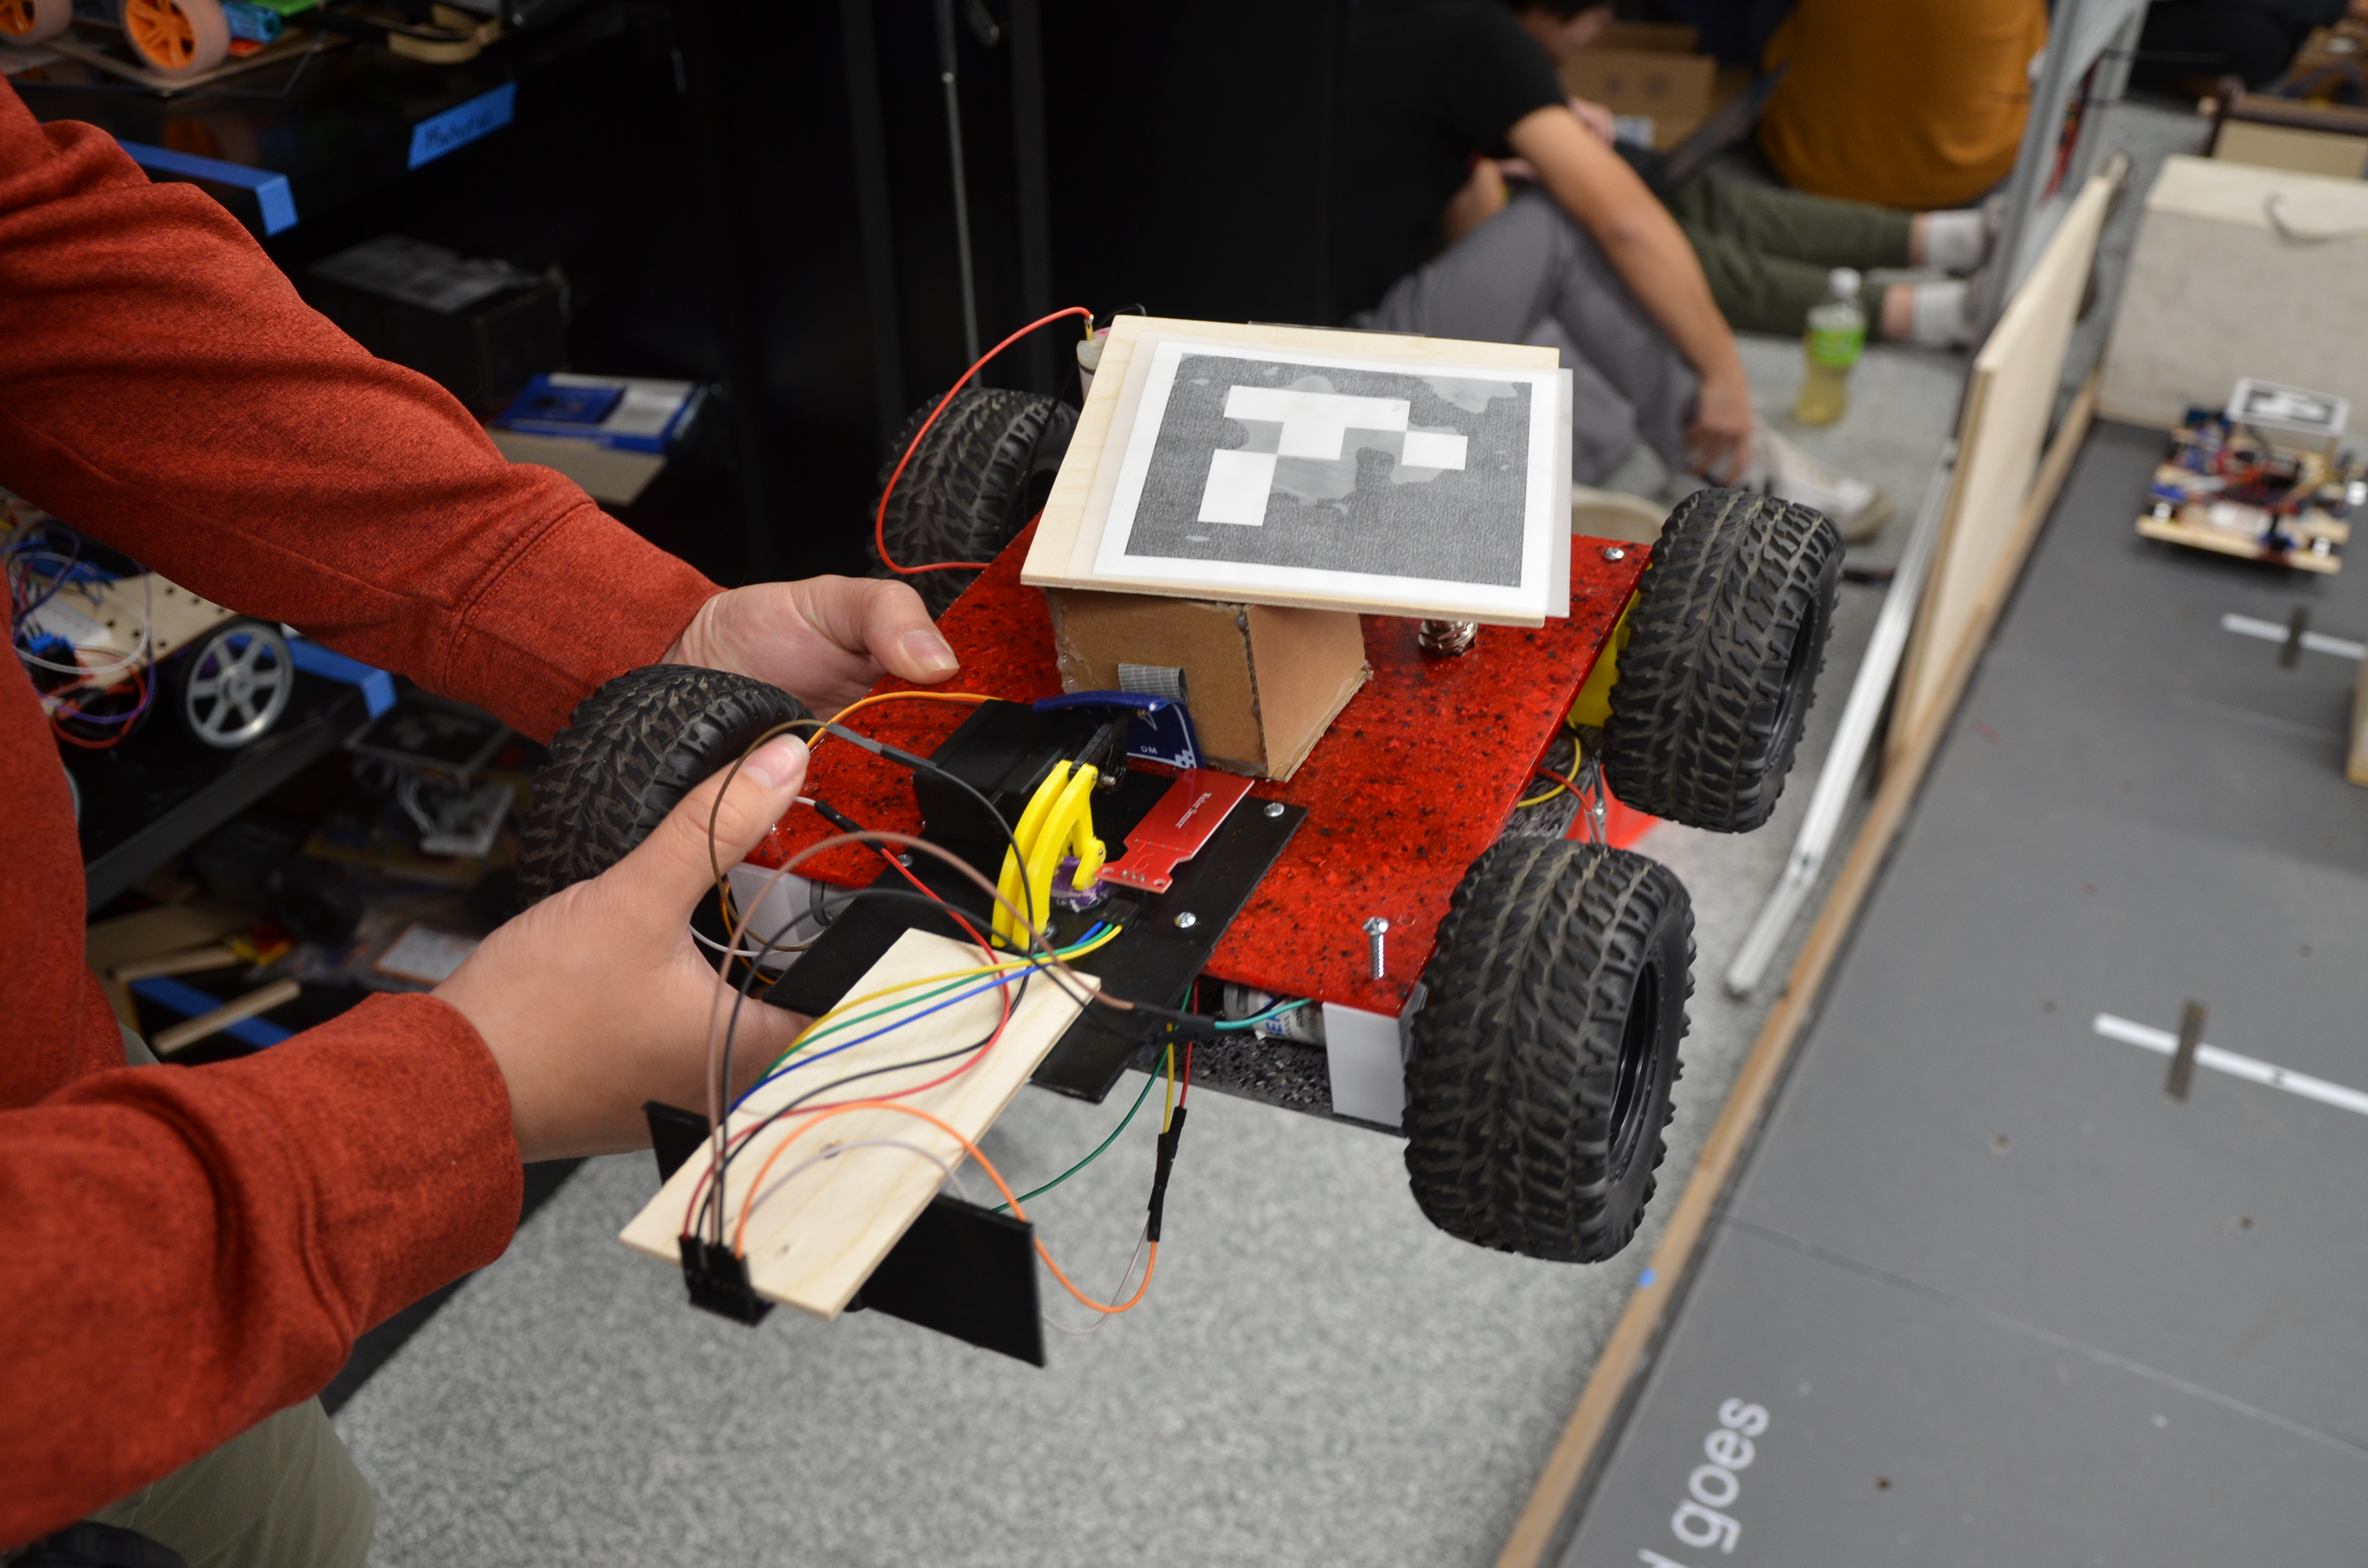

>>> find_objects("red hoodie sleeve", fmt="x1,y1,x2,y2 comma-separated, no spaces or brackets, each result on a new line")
0,80,722,740
0,992,524,1547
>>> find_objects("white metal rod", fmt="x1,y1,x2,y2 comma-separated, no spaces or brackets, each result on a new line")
1723,441,1959,997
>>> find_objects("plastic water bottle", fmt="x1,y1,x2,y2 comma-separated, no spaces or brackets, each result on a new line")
1795,268,1866,427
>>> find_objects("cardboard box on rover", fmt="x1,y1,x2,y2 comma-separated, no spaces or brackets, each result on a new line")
1044,589,1370,781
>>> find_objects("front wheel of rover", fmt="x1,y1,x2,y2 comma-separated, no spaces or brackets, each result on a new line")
1402,839,1693,1263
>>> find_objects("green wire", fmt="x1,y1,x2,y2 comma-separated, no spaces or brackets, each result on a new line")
993,1056,1163,1213
1212,997,1311,1031
752,926,1116,1086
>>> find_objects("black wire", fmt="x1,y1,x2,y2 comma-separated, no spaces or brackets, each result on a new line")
698,722,1090,1241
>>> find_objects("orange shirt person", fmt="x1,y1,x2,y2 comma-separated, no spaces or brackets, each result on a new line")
1757,0,2049,210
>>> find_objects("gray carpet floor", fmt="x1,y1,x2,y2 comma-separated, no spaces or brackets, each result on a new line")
333,99,2207,1567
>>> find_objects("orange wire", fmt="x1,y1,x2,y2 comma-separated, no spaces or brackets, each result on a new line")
874,306,1094,576
727,1097,1156,1316
819,689,992,735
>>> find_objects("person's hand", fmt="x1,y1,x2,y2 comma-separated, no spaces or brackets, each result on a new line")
436,735,813,1162
1686,368,1757,485
666,576,960,715
1568,95,1618,145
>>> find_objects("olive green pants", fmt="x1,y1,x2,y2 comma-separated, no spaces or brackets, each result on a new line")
85,1025,375,1568
1666,174,1916,336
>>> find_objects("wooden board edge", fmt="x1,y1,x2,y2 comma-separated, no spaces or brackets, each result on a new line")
1493,386,2099,1568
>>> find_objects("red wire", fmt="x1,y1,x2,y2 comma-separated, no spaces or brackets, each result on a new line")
52,662,147,751
1181,1038,1193,1106
875,305,1094,576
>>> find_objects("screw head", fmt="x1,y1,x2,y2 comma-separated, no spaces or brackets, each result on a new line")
1600,545,1627,562
1173,911,1199,930
1263,801,1287,818
1363,917,1390,936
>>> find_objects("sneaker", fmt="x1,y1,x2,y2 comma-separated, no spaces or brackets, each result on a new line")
1758,429,1895,543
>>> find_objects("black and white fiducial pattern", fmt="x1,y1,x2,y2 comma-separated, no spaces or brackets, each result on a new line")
1122,354,1533,586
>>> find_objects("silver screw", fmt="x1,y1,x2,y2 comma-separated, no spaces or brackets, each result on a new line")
1263,801,1286,819
1363,916,1390,979
1600,545,1627,562
1173,911,1199,930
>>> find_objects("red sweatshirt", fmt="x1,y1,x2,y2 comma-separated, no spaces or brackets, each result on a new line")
0,81,723,1543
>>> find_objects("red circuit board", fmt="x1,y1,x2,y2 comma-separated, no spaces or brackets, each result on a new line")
748,526,1648,1015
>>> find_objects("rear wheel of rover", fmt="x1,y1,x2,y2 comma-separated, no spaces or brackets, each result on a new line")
872,387,1076,617
516,664,810,905
1402,839,1693,1263
1602,486,1842,833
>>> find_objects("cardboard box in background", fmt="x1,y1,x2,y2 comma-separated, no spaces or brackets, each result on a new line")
1044,590,1370,781
1559,22,1720,149
2100,155,2368,429
2209,91,2368,179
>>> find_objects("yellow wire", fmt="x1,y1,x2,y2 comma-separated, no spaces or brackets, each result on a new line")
766,920,1123,1079
716,692,994,935
1160,1040,1175,1134
1516,731,1585,809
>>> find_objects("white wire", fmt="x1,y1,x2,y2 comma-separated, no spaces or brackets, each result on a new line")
690,922,812,967
1040,1220,1151,1335
14,562,152,683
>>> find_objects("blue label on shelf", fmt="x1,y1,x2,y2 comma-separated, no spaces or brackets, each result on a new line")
114,139,297,236
129,977,293,1049
288,638,397,717
407,81,516,170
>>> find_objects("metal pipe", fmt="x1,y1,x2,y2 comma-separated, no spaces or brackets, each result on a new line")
933,0,981,364
1723,439,1958,997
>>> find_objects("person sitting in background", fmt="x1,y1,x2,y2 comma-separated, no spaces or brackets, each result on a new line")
1453,1,1996,346
2134,0,2368,96
1344,0,1971,535
1755,0,2048,211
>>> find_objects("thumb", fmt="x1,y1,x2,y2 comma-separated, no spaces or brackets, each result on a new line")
614,734,809,911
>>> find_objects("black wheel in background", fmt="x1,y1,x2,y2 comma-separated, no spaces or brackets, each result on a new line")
871,387,1077,617
1402,840,1694,1263
1603,487,1842,833
516,665,809,905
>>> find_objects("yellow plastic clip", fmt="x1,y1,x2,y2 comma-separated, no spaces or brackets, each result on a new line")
994,761,1071,947
1018,764,1101,946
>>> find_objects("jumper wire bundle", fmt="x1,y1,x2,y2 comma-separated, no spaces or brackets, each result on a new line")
4,510,154,749
671,306,1312,1337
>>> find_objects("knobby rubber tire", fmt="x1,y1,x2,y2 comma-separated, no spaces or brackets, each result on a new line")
517,665,810,904
872,387,1077,617
1403,840,1694,1263
1603,486,1842,833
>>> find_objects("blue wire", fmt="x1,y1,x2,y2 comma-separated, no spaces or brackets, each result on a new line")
729,923,1114,1110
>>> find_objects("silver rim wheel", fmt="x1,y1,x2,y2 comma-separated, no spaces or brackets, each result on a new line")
183,621,292,749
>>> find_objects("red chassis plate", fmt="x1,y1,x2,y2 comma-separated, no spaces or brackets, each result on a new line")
747,525,1648,1016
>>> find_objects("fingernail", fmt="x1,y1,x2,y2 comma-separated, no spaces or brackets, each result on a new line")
902,628,960,676
743,735,807,790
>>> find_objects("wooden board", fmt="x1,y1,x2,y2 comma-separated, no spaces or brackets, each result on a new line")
618,929,1096,1318
1894,172,2114,762
2351,653,2368,787
1022,314,1562,621
1492,381,2101,1568
2134,510,2343,573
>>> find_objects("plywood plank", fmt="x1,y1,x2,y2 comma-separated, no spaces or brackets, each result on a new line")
1895,173,2114,756
619,929,1097,1318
